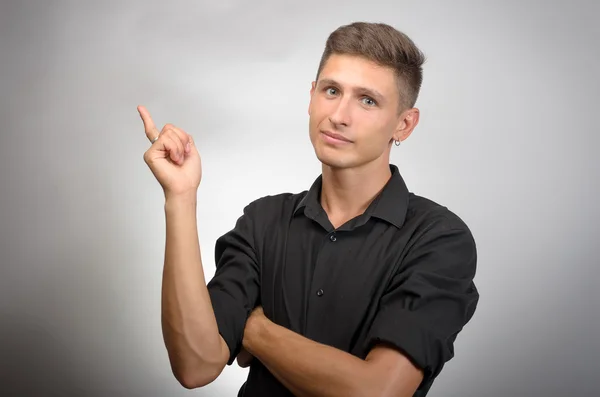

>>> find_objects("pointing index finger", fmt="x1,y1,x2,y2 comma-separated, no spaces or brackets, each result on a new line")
137,105,160,141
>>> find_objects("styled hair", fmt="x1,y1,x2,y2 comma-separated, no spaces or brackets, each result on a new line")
316,22,426,111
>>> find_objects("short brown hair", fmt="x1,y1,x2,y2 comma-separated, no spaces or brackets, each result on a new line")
316,22,426,111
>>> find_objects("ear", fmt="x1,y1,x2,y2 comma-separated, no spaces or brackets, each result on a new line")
308,81,316,116
393,108,420,142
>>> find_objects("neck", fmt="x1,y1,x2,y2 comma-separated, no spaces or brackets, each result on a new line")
320,157,392,228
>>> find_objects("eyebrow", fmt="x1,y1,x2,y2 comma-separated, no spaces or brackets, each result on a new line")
317,78,387,104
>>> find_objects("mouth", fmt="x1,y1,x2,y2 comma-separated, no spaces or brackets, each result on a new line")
320,130,353,143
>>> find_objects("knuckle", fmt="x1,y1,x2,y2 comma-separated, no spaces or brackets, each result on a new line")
172,129,183,139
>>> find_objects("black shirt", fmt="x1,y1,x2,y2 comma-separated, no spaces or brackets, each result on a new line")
207,164,479,396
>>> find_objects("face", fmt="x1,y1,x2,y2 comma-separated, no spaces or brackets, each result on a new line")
308,53,419,170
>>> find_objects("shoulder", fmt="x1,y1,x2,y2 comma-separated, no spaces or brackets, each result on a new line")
403,192,478,276
241,190,307,223
246,191,304,208
244,191,305,211
215,191,306,252
404,192,477,268
406,192,474,237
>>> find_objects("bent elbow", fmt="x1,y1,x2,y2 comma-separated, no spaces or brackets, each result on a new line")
177,374,210,390
173,361,225,389
168,336,230,389
175,370,216,389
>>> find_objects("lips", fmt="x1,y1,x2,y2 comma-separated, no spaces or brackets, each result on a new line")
320,130,352,143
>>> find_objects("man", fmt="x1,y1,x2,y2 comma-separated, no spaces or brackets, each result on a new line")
139,22,479,397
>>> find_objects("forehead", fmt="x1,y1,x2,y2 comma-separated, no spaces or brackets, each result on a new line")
318,54,398,95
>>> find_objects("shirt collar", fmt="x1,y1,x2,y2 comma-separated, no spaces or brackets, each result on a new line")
294,164,409,229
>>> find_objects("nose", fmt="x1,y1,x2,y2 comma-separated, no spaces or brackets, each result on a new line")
328,97,351,128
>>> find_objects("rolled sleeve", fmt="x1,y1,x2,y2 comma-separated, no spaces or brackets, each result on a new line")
207,203,261,365
365,218,479,388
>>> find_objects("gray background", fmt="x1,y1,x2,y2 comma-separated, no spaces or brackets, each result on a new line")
1,0,598,396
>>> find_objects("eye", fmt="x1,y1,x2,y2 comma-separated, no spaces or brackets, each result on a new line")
325,87,338,96
361,97,377,107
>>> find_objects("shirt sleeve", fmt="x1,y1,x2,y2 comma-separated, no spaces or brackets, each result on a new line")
207,202,261,365
364,216,479,390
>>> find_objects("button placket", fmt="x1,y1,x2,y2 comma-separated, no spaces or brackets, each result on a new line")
315,233,338,299
305,230,343,335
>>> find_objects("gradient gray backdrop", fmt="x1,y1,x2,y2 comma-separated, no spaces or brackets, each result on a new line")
1,0,598,396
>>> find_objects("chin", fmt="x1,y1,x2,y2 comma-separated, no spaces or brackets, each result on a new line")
313,147,357,169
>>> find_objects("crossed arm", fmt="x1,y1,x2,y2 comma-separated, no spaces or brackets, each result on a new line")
206,204,477,395
236,306,423,397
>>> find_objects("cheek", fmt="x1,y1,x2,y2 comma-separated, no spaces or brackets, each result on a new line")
308,113,319,135
357,118,392,147
308,114,320,143
310,96,335,118
309,103,327,129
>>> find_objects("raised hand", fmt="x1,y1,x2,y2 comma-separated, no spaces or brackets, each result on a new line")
139,105,202,198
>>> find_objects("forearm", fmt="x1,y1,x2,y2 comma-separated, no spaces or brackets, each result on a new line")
162,194,225,386
244,319,375,397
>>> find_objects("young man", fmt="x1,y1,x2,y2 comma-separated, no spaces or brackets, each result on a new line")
139,22,479,397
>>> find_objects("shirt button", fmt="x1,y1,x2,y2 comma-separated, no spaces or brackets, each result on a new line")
329,234,337,242
316,289,324,297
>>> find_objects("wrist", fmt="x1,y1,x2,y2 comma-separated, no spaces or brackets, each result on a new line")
243,314,270,355
164,192,197,210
